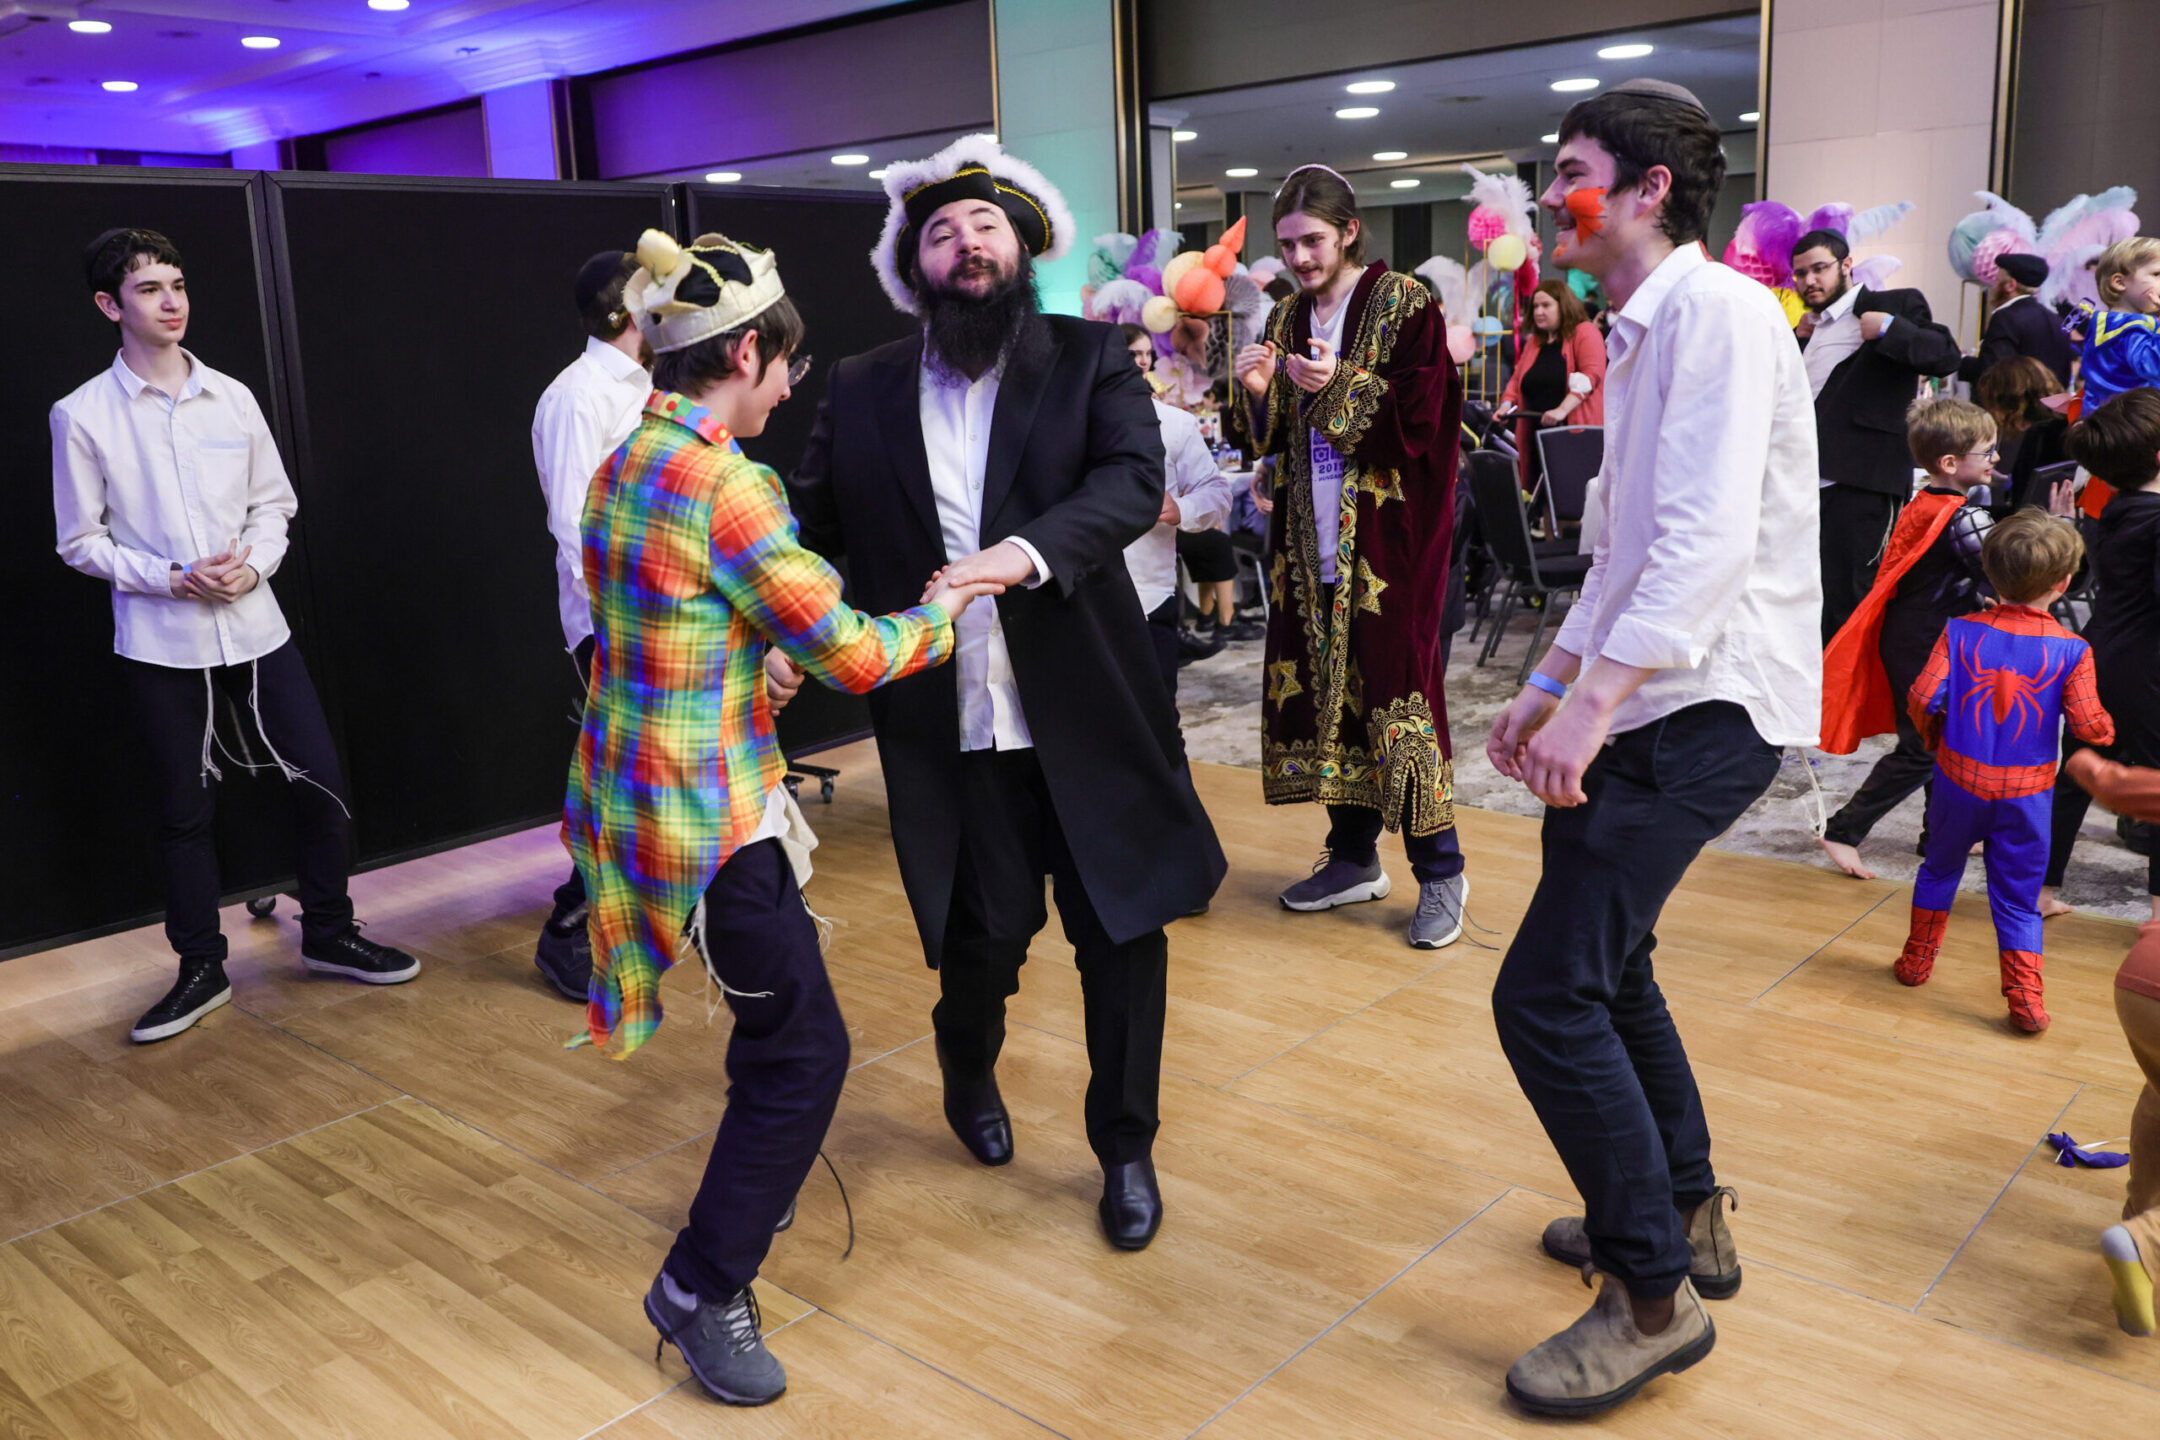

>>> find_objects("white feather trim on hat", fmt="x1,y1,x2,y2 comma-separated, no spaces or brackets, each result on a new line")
871,132,1078,318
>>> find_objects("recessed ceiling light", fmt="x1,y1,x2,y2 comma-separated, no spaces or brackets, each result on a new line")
868,168,888,178
69,19,112,33
1345,80,1395,95
1373,150,1408,161
1335,106,1380,120
101,80,137,92
1390,178,1421,189
1740,110,1761,123
830,153,869,166
241,36,280,49
1551,78,1599,92
1172,130,1196,142
1225,167,1258,178
369,0,410,11
705,171,741,183
1174,202,1183,210
1598,43,1654,59
1541,132,1560,144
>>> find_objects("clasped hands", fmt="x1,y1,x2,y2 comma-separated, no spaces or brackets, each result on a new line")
1485,657,1626,809
763,543,1026,714
1234,337,1337,398
168,540,259,604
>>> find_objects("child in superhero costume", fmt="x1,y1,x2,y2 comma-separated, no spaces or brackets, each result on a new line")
1894,509,2113,1032
1817,398,1998,879
2069,237,2160,515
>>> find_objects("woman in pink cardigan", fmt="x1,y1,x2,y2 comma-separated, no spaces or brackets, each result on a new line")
1497,279,1607,488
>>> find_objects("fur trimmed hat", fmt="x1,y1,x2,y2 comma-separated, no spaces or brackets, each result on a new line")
625,229,786,355
872,133,1075,317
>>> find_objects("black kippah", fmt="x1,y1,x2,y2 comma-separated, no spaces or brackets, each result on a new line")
575,249,632,314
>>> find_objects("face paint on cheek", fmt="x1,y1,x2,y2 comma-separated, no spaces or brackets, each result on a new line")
1565,187,1608,236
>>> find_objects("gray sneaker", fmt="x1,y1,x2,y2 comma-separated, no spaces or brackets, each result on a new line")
1407,873,1468,949
645,1275,786,1406
1539,1186,1742,1300
1279,853,1392,911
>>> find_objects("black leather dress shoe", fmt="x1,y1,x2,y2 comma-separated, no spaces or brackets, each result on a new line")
1098,1157,1162,1250
937,1044,1013,1166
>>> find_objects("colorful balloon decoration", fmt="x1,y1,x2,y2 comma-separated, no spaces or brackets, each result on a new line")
1081,216,1269,408
1140,294,1181,333
1946,187,2138,312
1486,232,1528,272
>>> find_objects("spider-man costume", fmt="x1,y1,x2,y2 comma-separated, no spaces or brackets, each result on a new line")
1900,605,2114,1030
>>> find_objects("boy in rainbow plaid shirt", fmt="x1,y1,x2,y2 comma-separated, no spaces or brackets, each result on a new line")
564,230,999,1406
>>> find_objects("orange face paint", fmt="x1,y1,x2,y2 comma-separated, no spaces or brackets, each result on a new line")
1565,187,1608,235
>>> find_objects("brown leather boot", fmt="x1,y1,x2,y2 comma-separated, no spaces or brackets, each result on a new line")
1506,1271,1715,1417
1896,907,1947,986
1539,1187,1742,1299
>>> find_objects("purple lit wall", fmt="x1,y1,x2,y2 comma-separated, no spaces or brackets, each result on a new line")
585,1,991,179
322,103,488,179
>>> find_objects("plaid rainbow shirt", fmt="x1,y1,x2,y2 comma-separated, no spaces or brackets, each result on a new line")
563,390,953,1056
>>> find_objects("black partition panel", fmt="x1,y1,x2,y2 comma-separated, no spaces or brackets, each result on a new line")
0,166,305,957
683,185,918,758
265,173,673,858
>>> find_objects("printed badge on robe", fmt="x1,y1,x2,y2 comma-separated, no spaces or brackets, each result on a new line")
1310,431,1346,583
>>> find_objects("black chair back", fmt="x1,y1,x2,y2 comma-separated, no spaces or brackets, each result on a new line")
1537,425,1603,525
1465,452,1538,578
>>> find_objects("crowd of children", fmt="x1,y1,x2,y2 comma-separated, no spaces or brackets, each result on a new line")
1810,233,2160,1338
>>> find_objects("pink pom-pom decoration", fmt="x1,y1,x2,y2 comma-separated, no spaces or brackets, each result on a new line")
1968,230,2022,287
1468,205,1509,247
1722,201,1807,289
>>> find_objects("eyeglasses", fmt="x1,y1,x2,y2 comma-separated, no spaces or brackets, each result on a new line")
1964,446,2001,460
786,354,814,387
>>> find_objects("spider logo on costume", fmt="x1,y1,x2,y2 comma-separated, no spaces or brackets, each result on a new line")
1958,645,2066,743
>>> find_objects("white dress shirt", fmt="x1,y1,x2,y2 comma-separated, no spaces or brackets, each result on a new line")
1123,399,1236,613
1552,243,1823,747
533,335,650,651
918,355,1053,751
1801,282,1864,400
51,350,297,670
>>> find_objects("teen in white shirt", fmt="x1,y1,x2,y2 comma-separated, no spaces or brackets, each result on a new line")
51,228,419,1047
1481,81,1821,1419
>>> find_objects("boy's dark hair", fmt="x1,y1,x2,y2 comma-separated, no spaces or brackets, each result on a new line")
648,294,805,396
1271,166,1366,266
1791,228,1851,264
1905,395,1995,471
85,227,183,302
1981,508,2085,604
2068,386,2160,488
1557,91,1725,245
576,250,638,342
1119,321,1150,348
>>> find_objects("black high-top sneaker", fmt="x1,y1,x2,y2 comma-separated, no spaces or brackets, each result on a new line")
300,927,421,984
130,959,233,1043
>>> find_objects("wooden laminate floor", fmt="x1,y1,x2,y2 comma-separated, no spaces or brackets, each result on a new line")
3,739,2157,1437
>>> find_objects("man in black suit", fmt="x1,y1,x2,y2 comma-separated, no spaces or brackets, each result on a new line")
789,135,1226,1251
1956,252,2077,387
1792,228,1965,640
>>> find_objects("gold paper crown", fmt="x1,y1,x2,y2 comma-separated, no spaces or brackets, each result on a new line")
624,229,786,354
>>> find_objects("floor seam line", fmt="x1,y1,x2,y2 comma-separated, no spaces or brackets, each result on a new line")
1911,1083,2084,1313
808,1307,1076,1437
1216,952,1462,1088
573,1377,689,1439
1185,1188,1516,1437
1746,885,1900,1007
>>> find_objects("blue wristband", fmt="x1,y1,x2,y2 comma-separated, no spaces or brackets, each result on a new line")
1526,671,1567,700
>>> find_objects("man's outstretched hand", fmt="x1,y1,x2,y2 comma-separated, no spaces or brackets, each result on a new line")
922,540,1036,600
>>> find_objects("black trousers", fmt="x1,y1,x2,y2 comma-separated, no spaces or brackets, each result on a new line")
1145,595,1181,702
1822,627,1934,848
549,636,599,924
120,639,354,964
2047,737,2160,895
1175,527,1238,584
1326,801,1464,885
933,748,1168,1168
1492,702,1781,1297
1819,483,1903,643
666,839,848,1299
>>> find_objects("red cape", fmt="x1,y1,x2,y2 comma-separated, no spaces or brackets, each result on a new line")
1819,490,1968,754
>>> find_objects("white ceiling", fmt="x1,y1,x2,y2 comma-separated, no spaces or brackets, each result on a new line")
1163,15,1760,210
0,0,889,152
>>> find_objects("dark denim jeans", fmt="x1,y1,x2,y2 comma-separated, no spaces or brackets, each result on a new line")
1492,701,1780,1297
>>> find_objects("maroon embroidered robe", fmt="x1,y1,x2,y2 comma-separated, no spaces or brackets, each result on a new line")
1245,263,1464,835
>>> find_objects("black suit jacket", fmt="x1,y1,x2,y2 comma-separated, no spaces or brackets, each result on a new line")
1805,286,1963,497
789,315,1226,958
1956,295,2078,387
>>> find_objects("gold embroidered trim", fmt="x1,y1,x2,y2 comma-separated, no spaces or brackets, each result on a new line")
1367,692,1456,835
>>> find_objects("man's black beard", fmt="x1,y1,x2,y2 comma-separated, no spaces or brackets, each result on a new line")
1806,274,1850,315
920,252,1046,379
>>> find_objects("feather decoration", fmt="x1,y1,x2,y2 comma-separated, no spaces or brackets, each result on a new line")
1415,255,1470,320
1845,201,1915,244
1086,277,1153,325
1462,164,1536,237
